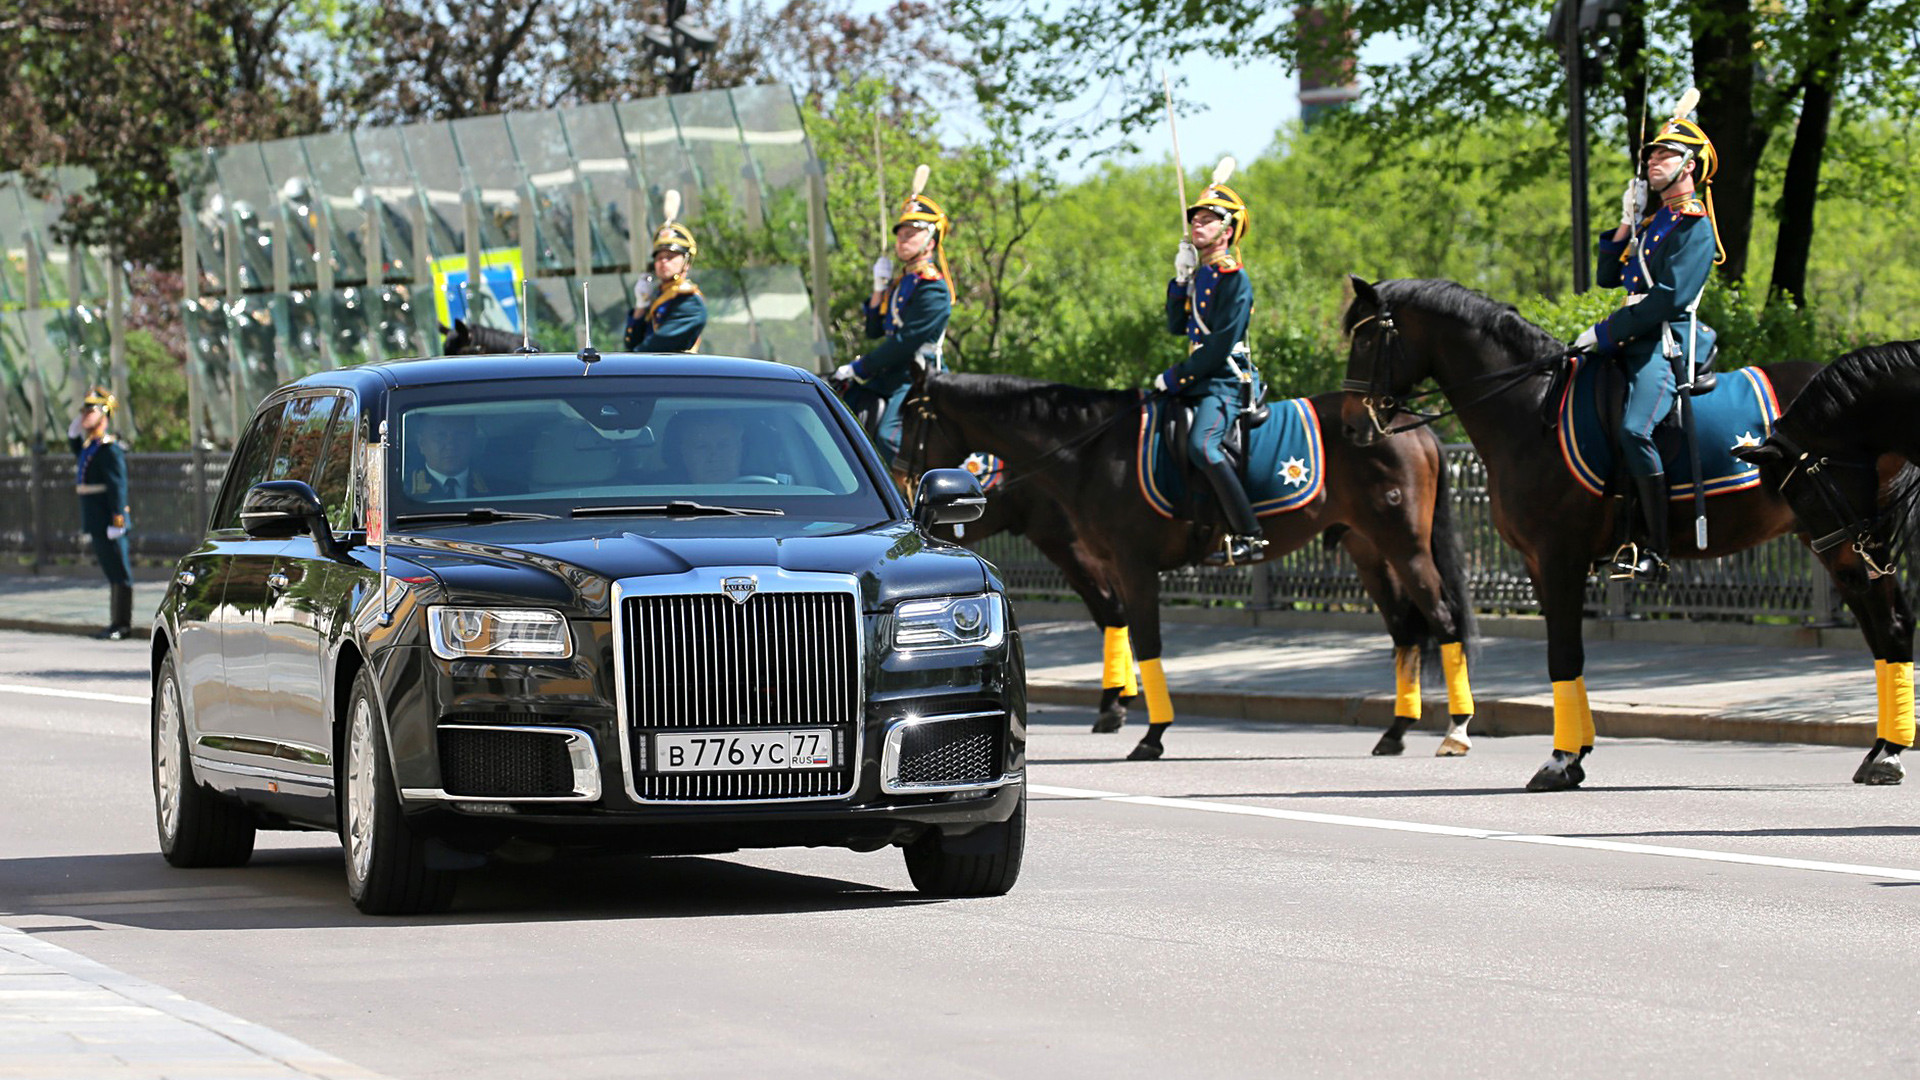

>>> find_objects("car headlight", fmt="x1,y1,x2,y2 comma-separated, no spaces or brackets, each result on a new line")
892,593,1005,651
428,607,572,660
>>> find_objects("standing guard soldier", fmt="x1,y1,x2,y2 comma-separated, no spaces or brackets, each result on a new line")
1573,110,1724,583
69,387,135,640
1153,182,1266,565
625,221,707,353
833,190,952,465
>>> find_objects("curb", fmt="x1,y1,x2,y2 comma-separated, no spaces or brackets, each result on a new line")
1026,680,1874,749
0,617,151,640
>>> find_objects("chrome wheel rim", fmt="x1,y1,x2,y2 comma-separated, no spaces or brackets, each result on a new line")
346,697,376,885
155,674,183,842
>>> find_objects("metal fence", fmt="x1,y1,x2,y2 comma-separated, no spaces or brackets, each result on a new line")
3,445,1907,626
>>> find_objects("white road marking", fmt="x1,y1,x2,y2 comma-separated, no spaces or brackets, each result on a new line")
1031,783,1920,883
0,682,148,705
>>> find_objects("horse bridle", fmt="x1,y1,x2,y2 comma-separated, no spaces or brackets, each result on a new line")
1772,431,1908,580
900,382,1145,496
1341,303,1567,438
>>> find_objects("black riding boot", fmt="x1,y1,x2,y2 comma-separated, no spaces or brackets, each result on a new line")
1196,457,1267,565
1611,472,1670,583
96,583,133,641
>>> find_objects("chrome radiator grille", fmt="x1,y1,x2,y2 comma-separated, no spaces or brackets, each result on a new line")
623,590,861,802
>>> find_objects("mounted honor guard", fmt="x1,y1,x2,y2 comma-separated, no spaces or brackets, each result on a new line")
833,171,952,465
1154,179,1266,565
1572,102,1725,583
625,203,707,353
69,386,135,640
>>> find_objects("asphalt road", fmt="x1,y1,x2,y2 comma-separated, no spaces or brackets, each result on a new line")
2,628,1917,1079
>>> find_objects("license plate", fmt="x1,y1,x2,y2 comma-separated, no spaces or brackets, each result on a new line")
652,729,835,772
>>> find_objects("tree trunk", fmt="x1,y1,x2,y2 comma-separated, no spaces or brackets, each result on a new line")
1769,0,1866,305
1691,0,1762,283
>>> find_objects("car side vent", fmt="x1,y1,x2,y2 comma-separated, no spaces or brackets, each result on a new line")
896,713,1000,787
439,727,575,797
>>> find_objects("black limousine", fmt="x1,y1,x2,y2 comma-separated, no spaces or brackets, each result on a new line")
149,351,1025,913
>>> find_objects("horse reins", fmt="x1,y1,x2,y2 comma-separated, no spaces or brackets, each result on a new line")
1342,307,1567,438
902,385,1147,495
1772,431,1915,580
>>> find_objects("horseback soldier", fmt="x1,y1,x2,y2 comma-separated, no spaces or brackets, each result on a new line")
625,221,707,353
69,387,135,640
1154,182,1267,565
1573,113,1724,582
833,191,952,465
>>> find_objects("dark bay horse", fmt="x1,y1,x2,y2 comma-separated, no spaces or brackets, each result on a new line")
1733,341,1920,784
1339,276,1831,790
441,319,536,355
902,369,1480,762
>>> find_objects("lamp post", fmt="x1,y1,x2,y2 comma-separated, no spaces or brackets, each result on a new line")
641,0,718,94
1547,0,1631,295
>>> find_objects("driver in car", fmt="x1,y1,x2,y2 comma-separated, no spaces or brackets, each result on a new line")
409,413,494,500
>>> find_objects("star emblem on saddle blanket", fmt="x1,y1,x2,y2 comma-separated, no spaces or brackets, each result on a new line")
1731,431,1762,450
1279,457,1311,487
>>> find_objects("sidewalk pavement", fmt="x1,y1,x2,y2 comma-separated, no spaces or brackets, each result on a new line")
0,570,1879,749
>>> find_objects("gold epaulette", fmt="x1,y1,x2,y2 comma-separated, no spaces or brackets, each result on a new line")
1206,252,1242,273
913,266,943,281
1671,197,1707,218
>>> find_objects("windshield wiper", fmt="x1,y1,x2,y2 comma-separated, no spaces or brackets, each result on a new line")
392,507,557,525
571,501,785,518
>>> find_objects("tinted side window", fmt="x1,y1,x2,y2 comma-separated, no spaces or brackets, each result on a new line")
211,400,292,532
270,395,339,485
314,396,359,530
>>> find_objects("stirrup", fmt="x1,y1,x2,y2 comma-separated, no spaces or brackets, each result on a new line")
1205,534,1268,567
1607,542,1668,583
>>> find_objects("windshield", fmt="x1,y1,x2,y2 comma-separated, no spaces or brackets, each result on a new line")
388,376,890,523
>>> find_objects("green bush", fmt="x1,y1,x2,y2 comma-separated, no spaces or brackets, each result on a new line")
125,330,189,450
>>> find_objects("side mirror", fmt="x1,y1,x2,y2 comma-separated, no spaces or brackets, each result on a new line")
913,468,986,530
241,480,346,558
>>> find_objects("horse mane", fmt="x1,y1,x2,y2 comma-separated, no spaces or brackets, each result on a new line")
1351,279,1564,360
931,372,1137,426
1782,339,1920,435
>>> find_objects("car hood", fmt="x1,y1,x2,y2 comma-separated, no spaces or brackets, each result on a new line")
385,516,992,615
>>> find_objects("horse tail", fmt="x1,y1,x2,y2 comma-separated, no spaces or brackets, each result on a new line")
1425,431,1480,662
1894,462,1920,575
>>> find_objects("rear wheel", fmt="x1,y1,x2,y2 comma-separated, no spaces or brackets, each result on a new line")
152,653,256,868
903,785,1025,897
340,672,454,915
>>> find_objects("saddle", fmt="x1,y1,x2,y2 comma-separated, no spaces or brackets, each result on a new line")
1591,346,1719,497
1159,394,1269,485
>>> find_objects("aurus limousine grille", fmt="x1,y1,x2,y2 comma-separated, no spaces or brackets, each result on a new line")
624,591,860,801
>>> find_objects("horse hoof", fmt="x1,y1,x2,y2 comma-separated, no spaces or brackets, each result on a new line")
1436,736,1472,757
1127,740,1164,761
1371,734,1406,756
1091,711,1126,734
1526,755,1584,792
1864,759,1906,786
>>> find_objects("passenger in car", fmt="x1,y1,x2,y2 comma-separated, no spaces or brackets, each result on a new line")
407,413,495,500
662,412,746,484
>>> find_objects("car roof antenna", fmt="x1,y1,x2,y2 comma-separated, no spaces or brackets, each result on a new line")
515,277,537,355
577,279,600,374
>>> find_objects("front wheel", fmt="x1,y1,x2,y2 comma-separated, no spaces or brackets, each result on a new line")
340,672,455,915
153,652,256,867
903,785,1025,897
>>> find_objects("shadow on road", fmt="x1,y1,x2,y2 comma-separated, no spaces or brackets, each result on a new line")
0,846,935,930
1567,824,1920,839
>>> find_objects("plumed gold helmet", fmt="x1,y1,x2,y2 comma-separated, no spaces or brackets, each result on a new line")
1187,183,1250,246
1643,117,1717,183
82,386,118,415
651,222,697,261
894,193,952,282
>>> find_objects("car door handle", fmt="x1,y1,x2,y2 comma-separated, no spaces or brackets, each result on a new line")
266,572,290,590
176,570,196,587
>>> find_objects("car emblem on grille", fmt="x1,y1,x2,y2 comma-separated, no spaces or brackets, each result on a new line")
721,575,758,605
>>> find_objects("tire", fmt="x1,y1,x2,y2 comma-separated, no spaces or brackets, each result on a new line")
152,652,256,868
903,784,1026,897
339,671,455,915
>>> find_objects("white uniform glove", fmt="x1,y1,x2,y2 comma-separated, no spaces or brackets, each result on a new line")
871,256,893,293
632,273,656,307
1173,239,1199,284
68,417,83,438
831,363,857,383
1572,326,1598,352
1153,372,1174,394
106,525,126,540
1619,178,1647,229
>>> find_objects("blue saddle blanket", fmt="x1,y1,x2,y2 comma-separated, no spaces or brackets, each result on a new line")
1555,354,1782,499
1137,396,1325,519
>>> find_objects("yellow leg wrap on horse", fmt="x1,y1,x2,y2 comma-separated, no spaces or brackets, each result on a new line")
1876,659,1890,741
1102,627,1130,690
1552,678,1590,755
1393,646,1422,720
1139,657,1175,726
1891,662,1916,749
1123,634,1140,697
1441,641,1474,716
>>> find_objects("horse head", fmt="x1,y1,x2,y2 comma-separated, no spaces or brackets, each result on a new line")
440,319,473,356
1338,275,1424,446
1735,426,1907,583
